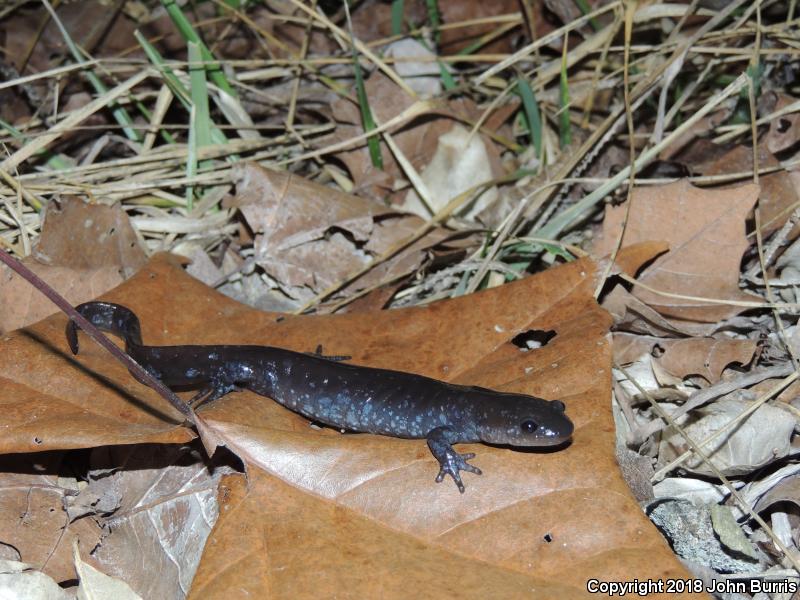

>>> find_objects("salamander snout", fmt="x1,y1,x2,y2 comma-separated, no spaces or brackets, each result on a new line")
478,396,574,447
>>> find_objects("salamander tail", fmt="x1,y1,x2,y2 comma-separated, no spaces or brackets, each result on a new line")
66,301,144,355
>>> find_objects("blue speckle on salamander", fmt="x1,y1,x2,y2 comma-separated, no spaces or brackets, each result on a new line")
68,301,575,494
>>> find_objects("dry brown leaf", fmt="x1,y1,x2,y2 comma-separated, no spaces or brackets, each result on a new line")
0,259,195,454
753,471,800,513
350,0,532,55
612,331,658,365
114,253,696,597
658,114,728,164
0,263,125,335
654,337,758,383
4,252,699,596
763,92,800,155
36,196,146,276
84,445,225,600
0,197,146,334
702,145,798,237
0,452,103,583
612,334,758,384
439,0,528,55
604,287,701,337
230,162,451,305
328,72,507,201
599,240,669,279
658,397,795,477
594,179,759,323
190,469,586,599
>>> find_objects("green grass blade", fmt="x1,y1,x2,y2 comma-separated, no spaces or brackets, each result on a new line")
186,103,197,209
188,42,214,157
135,30,229,147
0,118,71,171
516,77,542,158
540,243,574,261
573,0,601,31
344,0,382,169
161,0,237,97
425,0,441,43
438,60,456,91
135,30,191,108
391,0,404,35
186,41,214,209
353,55,383,169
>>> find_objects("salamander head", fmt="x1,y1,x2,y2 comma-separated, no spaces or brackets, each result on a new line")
477,394,574,447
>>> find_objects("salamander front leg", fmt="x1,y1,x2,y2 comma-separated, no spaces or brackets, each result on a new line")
426,426,482,493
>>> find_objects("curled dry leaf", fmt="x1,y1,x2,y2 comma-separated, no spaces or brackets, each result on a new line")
400,123,501,224
752,473,800,515
73,541,142,600
74,445,225,600
328,70,508,202
613,334,757,384
604,287,702,337
658,397,795,477
230,162,452,305
654,337,758,384
746,464,800,513
0,196,146,334
594,179,760,323
0,452,103,583
0,559,71,600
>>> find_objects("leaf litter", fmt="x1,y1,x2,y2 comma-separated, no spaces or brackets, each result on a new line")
1,0,800,598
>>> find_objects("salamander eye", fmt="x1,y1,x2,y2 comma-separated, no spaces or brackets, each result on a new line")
520,420,539,434
552,400,565,412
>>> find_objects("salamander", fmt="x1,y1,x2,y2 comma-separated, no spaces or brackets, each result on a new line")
66,301,574,492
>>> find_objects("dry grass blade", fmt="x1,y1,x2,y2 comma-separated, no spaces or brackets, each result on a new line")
1,70,151,173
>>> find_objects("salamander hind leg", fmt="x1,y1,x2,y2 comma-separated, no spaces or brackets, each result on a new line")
188,381,240,409
426,426,482,493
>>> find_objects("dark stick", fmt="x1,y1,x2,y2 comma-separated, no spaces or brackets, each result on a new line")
0,249,196,424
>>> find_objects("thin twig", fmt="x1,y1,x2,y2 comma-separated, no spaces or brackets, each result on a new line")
0,249,195,424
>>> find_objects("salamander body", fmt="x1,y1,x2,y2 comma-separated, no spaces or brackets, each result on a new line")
67,301,573,492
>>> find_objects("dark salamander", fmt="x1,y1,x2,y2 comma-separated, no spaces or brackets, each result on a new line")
67,301,574,492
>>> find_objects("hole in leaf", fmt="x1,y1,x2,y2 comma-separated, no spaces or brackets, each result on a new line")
511,329,556,350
